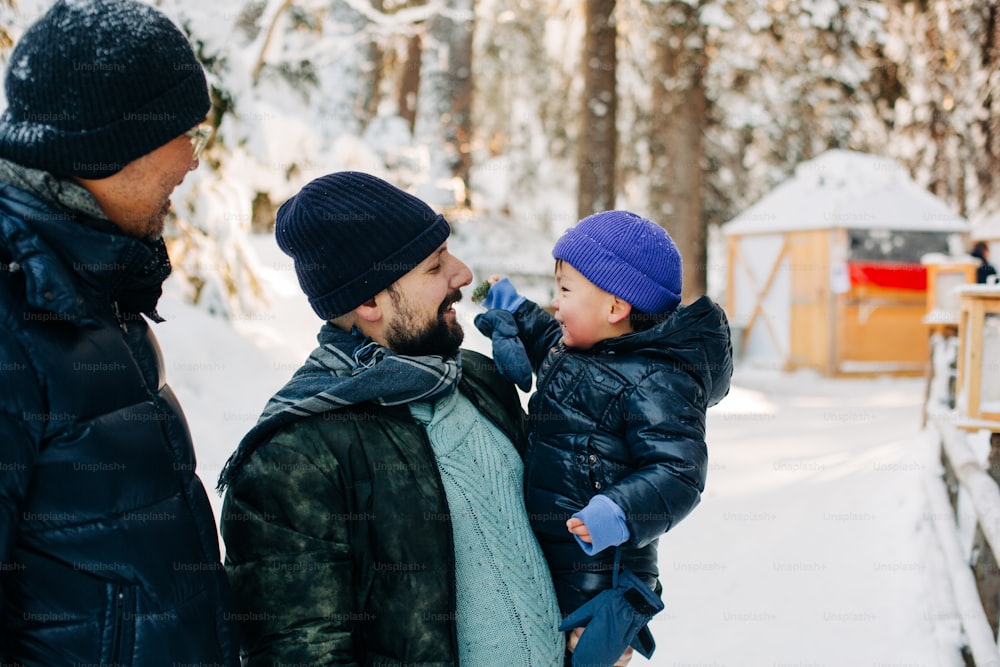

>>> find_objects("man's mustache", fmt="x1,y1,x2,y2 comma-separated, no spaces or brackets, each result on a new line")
438,289,463,316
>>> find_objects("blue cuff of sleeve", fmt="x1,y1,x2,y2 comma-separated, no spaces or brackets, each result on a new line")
572,494,630,555
482,277,526,312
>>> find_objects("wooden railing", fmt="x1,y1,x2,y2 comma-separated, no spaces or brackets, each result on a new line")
925,408,1000,665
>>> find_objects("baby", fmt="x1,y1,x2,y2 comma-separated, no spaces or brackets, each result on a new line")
475,210,733,665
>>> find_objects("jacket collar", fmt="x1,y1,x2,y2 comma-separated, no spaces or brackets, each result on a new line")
0,181,165,325
592,295,733,406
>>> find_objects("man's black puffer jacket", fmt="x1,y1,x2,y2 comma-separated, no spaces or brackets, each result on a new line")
510,296,732,613
0,182,238,666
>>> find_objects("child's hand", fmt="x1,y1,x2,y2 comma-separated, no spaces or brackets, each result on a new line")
566,517,592,544
567,627,583,652
567,627,634,666
568,495,629,555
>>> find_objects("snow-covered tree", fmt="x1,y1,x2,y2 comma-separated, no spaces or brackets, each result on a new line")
881,0,1000,225
4,0,1000,318
470,0,579,229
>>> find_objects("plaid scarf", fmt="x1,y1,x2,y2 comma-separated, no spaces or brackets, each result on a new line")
217,323,461,491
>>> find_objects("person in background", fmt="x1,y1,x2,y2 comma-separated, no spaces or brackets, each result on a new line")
0,0,237,664
475,210,733,666
217,171,565,666
971,241,997,284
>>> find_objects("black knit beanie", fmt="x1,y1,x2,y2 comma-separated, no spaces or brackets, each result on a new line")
276,172,452,320
0,0,210,178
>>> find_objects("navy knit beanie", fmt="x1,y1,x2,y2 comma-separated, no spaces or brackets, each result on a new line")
553,210,683,314
0,0,210,178
276,172,452,320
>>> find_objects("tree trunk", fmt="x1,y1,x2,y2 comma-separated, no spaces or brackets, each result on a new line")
357,0,386,128
413,0,475,207
980,2,999,205
398,34,422,134
312,0,370,138
576,0,617,220
647,1,707,301
450,8,474,206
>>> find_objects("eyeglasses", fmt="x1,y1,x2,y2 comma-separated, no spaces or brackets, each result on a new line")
185,124,212,160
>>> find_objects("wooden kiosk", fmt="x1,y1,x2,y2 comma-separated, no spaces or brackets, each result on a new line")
723,150,968,376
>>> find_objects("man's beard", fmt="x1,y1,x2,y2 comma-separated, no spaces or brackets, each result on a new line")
385,287,464,357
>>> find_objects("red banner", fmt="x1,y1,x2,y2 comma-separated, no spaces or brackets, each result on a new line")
847,261,927,291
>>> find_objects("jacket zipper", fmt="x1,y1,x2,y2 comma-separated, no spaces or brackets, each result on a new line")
110,584,125,663
112,300,128,333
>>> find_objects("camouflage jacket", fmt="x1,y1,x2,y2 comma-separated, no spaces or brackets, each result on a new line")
220,349,526,667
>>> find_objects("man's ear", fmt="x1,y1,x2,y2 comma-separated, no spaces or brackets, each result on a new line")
354,295,383,324
608,296,632,324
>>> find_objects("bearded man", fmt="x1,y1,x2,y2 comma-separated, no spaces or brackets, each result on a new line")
217,172,566,667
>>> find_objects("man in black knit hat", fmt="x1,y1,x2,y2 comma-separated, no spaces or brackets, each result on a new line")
217,171,566,666
0,0,237,664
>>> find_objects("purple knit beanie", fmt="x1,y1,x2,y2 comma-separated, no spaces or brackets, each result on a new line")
552,210,682,314
275,172,451,320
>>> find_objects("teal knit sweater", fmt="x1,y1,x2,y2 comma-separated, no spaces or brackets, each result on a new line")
410,389,565,667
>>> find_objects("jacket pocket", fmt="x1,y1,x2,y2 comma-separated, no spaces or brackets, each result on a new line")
102,582,135,666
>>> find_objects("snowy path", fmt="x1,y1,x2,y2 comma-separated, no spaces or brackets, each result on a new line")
642,369,957,667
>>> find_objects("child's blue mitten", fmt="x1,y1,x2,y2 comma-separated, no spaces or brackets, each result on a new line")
473,309,532,392
480,277,526,312
558,567,663,666
473,278,532,392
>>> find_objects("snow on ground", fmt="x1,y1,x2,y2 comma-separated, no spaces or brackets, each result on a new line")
155,233,960,666
650,369,957,666
155,235,319,524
